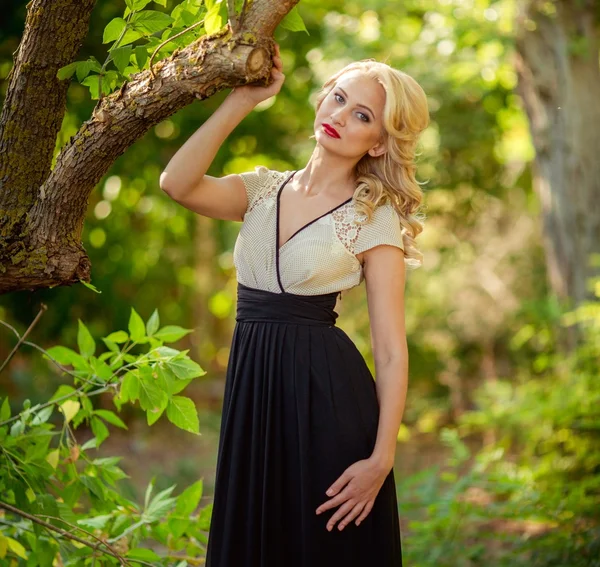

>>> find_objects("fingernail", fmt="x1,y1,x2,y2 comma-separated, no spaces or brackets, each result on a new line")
326,489,333,495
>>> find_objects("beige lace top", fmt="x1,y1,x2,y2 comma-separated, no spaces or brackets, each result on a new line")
233,166,405,297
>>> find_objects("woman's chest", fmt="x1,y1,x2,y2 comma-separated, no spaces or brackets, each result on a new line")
233,191,365,295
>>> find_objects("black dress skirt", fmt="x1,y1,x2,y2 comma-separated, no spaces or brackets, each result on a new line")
205,282,403,566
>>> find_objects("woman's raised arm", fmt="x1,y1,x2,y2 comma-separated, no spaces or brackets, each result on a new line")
159,44,285,222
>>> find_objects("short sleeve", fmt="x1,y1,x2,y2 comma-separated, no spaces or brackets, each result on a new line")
354,203,405,255
239,166,273,212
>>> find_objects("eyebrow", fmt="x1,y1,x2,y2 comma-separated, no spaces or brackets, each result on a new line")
337,87,375,119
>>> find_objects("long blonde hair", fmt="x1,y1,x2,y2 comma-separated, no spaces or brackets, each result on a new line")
315,60,430,268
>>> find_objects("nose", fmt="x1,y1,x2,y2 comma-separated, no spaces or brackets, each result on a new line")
330,108,346,127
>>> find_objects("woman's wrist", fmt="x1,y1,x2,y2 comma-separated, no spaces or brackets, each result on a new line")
369,451,395,473
226,89,258,114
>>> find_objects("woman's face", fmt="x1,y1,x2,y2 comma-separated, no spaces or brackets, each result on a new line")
314,70,387,160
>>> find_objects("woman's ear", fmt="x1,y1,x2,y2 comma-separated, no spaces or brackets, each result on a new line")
368,141,387,158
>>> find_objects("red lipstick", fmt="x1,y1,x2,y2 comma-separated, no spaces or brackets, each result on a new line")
322,123,341,139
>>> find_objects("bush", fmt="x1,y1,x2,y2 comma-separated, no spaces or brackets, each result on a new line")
0,308,212,566
399,285,600,567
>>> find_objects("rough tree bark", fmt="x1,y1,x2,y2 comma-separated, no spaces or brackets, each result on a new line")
0,0,299,295
514,0,600,311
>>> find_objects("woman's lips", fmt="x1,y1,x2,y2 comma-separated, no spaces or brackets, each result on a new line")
322,123,341,139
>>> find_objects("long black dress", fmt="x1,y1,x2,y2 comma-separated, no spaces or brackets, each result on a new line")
205,168,404,566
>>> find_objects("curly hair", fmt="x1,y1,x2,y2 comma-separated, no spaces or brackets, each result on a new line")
314,60,430,268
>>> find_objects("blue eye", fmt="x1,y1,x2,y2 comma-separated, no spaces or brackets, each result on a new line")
357,112,369,122
334,93,344,103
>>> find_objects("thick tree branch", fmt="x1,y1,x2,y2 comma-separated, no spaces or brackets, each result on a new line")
0,0,300,294
0,0,97,238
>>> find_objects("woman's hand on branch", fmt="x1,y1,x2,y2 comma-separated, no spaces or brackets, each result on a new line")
231,43,285,107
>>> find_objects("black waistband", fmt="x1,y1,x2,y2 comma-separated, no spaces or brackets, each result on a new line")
235,282,339,327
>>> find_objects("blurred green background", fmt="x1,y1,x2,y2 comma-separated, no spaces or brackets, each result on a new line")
1,0,599,565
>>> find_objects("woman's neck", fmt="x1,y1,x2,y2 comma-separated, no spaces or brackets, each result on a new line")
296,146,358,199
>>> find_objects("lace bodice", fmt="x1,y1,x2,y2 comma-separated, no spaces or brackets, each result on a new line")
233,166,405,296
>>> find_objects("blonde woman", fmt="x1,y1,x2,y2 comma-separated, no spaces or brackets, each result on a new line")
160,44,429,566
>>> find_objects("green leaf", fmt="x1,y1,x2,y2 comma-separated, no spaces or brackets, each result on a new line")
144,478,155,509
166,396,199,434
204,1,223,34
49,385,76,402
129,308,146,343
111,45,133,74
106,330,129,344
126,548,161,561
91,416,110,446
81,475,106,500
80,280,102,293
57,61,78,80
197,502,213,530
81,437,97,451
77,319,96,358
59,400,80,424
167,358,206,380
76,60,94,82
134,46,148,70
175,479,203,517
104,17,127,44
94,409,128,429
6,537,27,559
146,308,160,337
1,397,10,421
280,6,308,34
46,449,59,469
145,484,177,521
154,325,193,342
44,346,83,367
156,365,192,396
90,357,114,382
116,28,144,48
102,338,120,353
150,346,180,359
77,514,113,530
82,74,101,100
101,70,120,96
120,371,140,403
138,368,168,413
132,0,153,9
146,404,165,426
130,10,174,35
31,406,53,425
167,517,190,540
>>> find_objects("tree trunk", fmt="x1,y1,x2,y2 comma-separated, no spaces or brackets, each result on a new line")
514,0,600,313
0,0,299,295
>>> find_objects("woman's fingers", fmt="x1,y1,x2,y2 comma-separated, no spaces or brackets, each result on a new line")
325,500,356,531
354,500,374,526
337,501,366,531
315,487,351,515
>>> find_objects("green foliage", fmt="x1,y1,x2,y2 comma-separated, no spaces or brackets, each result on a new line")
399,285,600,567
56,0,308,99
0,308,210,565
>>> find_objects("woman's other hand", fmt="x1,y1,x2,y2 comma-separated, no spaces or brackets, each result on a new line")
230,43,285,107
315,457,392,531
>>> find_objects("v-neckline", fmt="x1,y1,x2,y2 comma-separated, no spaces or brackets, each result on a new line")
275,171,353,253
274,170,353,294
